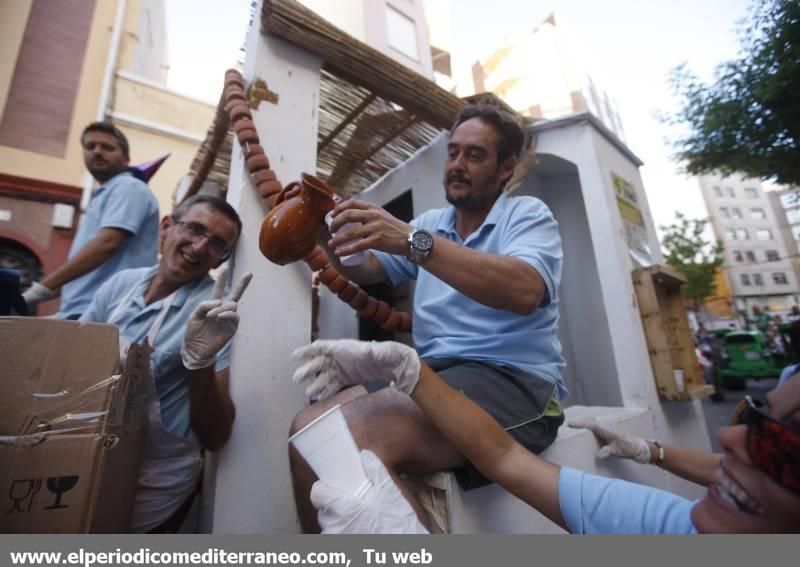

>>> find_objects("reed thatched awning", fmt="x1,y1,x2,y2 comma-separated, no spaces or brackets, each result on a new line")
187,0,524,199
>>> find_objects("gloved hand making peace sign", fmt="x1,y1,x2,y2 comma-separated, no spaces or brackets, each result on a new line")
181,266,253,370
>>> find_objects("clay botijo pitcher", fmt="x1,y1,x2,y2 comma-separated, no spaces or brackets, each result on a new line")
259,173,337,265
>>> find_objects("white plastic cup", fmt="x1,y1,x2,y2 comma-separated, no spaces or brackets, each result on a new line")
289,404,370,497
325,212,366,267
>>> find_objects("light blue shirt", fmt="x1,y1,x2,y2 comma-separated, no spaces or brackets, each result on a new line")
373,192,567,399
559,467,698,534
80,266,231,441
778,363,799,387
60,171,159,319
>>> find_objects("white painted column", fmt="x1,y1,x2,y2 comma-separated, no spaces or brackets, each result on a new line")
535,122,711,499
212,3,322,533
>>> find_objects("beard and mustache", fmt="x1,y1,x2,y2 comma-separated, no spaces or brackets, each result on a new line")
444,171,501,210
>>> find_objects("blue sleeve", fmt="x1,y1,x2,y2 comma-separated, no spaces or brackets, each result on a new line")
100,178,156,235
558,467,697,534
372,250,418,285
500,199,562,307
779,364,799,387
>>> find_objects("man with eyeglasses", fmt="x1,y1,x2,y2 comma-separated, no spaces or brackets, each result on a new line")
80,195,252,533
291,339,800,533
23,122,160,318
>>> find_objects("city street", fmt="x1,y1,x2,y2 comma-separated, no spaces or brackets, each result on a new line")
701,377,780,452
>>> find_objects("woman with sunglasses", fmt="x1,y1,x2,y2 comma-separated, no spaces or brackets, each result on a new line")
292,339,800,534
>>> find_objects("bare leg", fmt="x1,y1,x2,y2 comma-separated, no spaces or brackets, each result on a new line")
289,387,465,533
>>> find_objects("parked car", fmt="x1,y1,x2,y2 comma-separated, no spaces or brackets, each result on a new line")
718,330,783,389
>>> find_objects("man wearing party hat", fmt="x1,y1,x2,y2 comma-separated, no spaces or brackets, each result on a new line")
23,122,161,319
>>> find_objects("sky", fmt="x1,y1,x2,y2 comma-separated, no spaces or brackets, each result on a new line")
164,0,754,238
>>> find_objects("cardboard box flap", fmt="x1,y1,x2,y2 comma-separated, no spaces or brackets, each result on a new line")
0,318,120,434
108,342,151,434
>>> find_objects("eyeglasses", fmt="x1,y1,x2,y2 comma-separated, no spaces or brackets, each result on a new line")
172,219,232,259
731,396,800,496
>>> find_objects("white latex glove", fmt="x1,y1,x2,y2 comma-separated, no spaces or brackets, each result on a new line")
569,418,652,464
22,281,57,310
181,266,253,370
292,339,420,401
310,450,429,534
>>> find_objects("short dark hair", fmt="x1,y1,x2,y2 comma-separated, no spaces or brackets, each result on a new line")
173,195,243,241
81,122,130,158
450,104,525,163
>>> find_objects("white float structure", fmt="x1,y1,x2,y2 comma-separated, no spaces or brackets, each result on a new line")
211,0,712,534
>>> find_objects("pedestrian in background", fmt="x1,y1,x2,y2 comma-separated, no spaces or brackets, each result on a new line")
23,122,159,319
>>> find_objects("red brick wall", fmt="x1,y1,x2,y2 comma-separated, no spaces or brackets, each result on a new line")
0,174,81,315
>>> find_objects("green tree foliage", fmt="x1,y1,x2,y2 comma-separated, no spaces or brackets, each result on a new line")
665,0,800,185
660,213,725,305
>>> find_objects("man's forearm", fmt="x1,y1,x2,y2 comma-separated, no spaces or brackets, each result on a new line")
41,229,126,290
422,236,545,315
189,367,235,451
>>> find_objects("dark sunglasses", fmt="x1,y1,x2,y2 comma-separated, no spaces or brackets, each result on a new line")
730,396,800,496
172,219,232,259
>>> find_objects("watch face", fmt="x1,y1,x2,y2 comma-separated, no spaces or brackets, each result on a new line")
412,230,433,251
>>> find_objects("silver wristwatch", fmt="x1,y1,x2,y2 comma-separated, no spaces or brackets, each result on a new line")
407,228,434,264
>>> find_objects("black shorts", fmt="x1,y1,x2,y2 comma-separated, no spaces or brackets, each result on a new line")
425,358,565,491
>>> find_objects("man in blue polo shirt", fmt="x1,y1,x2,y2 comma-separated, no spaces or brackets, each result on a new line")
289,104,565,532
22,122,159,319
81,194,251,532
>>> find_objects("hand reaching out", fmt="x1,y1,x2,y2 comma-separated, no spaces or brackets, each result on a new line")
292,339,421,401
569,418,652,464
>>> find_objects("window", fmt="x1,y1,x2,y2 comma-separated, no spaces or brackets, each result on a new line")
724,228,736,240
753,273,764,286
731,207,742,219
745,251,756,262
750,208,766,219
720,207,730,218
773,272,788,285
787,208,800,224
766,250,780,262
745,187,759,198
386,6,419,60
737,228,750,240
713,186,723,197
756,229,773,240
733,250,743,262
727,187,736,197
793,226,800,241
740,274,751,286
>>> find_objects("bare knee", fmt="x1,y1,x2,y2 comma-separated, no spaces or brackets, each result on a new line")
288,385,369,437
340,388,463,473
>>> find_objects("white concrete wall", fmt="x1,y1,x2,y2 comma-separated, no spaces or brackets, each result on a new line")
212,7,322,533
533,120,711,498
518,161,618,406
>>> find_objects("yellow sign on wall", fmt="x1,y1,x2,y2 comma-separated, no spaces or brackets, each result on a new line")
612,172,653,267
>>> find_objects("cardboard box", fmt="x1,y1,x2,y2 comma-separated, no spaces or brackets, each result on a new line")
0,317,150,533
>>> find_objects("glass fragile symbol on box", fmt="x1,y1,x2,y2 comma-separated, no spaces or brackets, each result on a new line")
289,404,370,497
